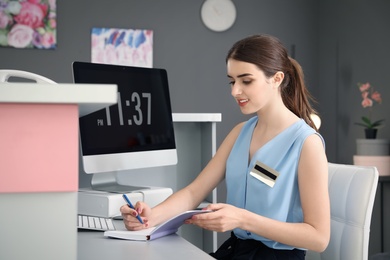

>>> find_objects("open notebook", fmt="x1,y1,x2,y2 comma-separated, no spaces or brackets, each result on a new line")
104,210,211,241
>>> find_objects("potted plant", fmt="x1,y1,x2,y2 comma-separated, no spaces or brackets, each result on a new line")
355,82,389,156
355,82,384,139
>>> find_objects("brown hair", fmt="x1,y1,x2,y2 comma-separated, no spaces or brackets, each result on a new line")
226,34,318,131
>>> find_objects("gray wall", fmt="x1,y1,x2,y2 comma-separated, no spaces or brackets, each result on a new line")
318,0,390,163
0,0,318,147
2,1,390,166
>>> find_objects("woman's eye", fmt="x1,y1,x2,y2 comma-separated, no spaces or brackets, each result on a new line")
242,80,252,85
229,81,235,86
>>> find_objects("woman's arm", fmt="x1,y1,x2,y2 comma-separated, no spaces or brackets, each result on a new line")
148,122,244,226
121,122,245,229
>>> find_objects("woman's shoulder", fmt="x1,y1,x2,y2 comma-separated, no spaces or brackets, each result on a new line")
223,118,254,145
228,122,246,139
231,116,257,134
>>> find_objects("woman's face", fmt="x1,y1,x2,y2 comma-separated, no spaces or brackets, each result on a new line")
227,59,279,115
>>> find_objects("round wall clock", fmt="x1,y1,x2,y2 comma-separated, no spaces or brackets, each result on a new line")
201,0,237,32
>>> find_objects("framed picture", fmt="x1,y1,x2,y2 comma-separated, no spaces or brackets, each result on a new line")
91,28,153,67
0,0,57,49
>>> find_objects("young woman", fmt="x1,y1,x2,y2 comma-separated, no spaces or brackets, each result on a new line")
120,34,330,259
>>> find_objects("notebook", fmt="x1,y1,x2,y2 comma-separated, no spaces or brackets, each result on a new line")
104,209,211,241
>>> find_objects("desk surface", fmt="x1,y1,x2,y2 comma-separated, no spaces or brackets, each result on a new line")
78,221,214,260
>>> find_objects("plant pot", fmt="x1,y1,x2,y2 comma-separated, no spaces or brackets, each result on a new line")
353,155,390,176
356,139,390,156
365,128,378,139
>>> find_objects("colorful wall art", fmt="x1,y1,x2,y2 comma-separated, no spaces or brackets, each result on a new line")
0,0,57,49
91,28,153,67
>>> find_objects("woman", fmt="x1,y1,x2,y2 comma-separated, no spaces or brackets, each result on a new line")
120,34,330,259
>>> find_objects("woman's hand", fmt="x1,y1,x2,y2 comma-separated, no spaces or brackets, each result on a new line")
120,201,152,231
185,203,245,232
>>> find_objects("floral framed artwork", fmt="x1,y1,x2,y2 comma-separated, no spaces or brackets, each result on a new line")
91,28,153,68
0,0,56,49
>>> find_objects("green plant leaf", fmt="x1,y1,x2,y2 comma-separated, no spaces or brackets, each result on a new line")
361,116,372,125
355,122,371,128
371,119,385,128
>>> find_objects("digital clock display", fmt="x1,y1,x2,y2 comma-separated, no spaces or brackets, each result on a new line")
74,62,176,156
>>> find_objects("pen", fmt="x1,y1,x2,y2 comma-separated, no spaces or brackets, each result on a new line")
122,194,144,224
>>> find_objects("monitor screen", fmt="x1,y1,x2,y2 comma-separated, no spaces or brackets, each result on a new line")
72,61,177,192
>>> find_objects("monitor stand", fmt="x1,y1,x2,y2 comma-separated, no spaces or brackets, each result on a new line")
90,171,150,193
78,171,172,217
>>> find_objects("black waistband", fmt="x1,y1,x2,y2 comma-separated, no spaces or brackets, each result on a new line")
210,232,306,260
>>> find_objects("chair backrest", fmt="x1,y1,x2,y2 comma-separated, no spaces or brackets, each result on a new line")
306,163,379,260
0,70,56,84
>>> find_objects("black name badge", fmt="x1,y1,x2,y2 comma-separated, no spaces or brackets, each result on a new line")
250,161,280,188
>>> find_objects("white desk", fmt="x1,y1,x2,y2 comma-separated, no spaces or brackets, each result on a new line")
84,113,223,252
78,221,214,260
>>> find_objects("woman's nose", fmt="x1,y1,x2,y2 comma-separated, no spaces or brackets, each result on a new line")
231,83,242,96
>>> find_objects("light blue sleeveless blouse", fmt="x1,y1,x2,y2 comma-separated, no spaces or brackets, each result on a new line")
226,116,324,250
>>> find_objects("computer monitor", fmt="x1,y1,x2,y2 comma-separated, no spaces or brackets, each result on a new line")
72,61,177,193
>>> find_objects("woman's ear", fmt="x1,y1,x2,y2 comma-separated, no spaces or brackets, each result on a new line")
273,71,284,87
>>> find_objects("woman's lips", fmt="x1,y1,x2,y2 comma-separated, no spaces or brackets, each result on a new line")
237,99,248,107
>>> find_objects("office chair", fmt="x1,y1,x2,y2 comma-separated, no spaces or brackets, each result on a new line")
306,163,379,260
0,69,56,83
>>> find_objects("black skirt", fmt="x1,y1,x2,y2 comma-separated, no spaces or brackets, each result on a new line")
210,232,306,260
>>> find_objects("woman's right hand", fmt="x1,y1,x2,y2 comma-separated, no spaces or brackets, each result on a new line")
120,201,152,230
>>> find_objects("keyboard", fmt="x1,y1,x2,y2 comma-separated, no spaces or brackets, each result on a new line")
77,215,116,231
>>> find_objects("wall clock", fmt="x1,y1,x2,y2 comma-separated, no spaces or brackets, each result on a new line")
201,0,237,32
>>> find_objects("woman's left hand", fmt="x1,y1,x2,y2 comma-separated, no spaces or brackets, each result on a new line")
185,203,244,232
